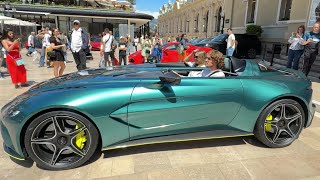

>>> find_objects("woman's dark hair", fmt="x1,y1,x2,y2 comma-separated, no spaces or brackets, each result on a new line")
297,25,305,35
181,34,186,39
1,28,13,41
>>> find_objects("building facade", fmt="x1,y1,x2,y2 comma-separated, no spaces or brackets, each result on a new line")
159,0,320,43
158,0,225,39
0,2,152,40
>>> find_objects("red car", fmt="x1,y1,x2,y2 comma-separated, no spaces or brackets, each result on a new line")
90,36,101,51
128,42,212,64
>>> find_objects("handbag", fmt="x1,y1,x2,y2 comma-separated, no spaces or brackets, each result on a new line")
6,54,24,66
47,51,56,58
14,58,25,66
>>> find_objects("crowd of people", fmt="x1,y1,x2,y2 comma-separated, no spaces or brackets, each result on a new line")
1,19,320,89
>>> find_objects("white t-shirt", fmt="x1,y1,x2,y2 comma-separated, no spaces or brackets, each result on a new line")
190,68,225,78
71,28,83,53
43,34,51,47
102,34,113,52
188,64,206,77
227,34,236,49
28,35,34,46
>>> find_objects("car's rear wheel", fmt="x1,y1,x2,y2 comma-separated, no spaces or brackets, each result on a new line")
24,111,99,170
247,48,257,59
254,99,305,148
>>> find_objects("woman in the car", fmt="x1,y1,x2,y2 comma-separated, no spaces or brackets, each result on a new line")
173,50,225,78
199,49,225,77
184,49,206,77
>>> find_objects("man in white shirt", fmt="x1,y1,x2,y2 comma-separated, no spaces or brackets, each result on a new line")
26,32,35,56
100,28,114,66
71,20,89,71
226,28,236,57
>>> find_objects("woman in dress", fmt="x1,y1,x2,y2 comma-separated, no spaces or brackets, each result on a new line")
1,28,28,89
49,28,66,77
141,35,152,63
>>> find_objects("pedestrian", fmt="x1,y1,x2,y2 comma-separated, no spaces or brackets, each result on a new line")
39,28,51,67
118,36,127,65
70,20,89,71
134,35,139,51
126,34,132,61
226,28,236,57
1,28,28,89
177,34,188,61
26,32,35,56
109,31,117,65
302,22,320,76
286,25,305,70
152,32,163,63
141,34,152,63
99,32,106,67
49,28,66,77
58,32,69,63
101,29,113,67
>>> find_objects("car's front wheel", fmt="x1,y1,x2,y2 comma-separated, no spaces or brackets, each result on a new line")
24,111,99,170
254,99,305,148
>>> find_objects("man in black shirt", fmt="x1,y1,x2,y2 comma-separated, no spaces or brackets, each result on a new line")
118,36,127,65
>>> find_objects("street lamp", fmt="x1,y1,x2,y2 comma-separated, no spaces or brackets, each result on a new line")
220,11,225,34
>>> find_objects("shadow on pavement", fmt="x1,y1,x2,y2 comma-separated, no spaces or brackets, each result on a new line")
102,135,267,159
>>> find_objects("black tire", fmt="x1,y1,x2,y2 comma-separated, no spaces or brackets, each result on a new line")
24,111,99,170
247,48,257,59
254,99,305,148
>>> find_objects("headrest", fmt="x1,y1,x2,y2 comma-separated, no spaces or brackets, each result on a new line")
223,57,231,72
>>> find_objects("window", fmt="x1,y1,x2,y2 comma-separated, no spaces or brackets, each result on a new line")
246,0,257,24
194,14,199,32
278,0,292,21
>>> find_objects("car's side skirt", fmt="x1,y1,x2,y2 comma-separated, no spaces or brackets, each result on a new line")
102,130,253,151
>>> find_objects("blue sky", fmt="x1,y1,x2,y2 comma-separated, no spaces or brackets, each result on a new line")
136,0,174,18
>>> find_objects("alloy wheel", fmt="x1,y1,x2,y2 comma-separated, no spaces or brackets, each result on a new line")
30,115,91,168
263,103,303,145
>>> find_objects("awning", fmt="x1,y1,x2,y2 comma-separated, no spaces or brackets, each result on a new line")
0,15,39,26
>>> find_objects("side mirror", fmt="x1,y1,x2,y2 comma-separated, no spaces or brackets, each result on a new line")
159,71,181,85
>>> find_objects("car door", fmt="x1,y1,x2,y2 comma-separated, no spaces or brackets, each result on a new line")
127,77,244,140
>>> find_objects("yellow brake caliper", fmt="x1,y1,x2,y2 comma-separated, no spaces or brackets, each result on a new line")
265,114,273,132
75,124,87,150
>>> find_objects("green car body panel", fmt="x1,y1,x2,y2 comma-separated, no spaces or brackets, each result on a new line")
0,60,315,159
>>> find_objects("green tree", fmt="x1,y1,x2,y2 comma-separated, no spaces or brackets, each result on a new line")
127,0,136,5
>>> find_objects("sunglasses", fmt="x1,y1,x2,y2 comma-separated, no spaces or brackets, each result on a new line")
194,55,199,58
73,23,79,25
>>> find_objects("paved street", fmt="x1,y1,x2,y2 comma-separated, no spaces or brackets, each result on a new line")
0,50,320,180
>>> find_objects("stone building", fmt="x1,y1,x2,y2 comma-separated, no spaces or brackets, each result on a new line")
159,0,320,42
158,0,225,39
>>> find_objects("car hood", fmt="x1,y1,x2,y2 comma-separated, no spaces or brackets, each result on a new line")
30,68,136,91
29,67,156,92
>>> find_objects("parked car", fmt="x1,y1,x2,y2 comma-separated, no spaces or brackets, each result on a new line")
197,34,262,59
90,36,101,51
128,42,212,64
189,38,206,45
1,58,315,170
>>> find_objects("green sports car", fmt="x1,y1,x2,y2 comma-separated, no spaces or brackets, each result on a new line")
0,58,316,170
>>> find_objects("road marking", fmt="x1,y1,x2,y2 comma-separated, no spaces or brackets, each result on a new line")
313,100,320,106
315,112,320,118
